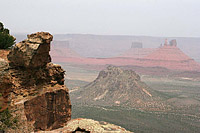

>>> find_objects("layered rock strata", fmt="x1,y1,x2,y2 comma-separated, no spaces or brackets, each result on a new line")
0,32,71,132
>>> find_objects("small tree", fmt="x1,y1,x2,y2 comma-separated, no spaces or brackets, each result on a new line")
0,22,15,49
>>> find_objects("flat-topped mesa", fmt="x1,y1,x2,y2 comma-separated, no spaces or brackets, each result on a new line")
7,32,53,68
52,40,70,48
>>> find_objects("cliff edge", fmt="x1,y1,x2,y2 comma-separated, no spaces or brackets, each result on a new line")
0,32,71,132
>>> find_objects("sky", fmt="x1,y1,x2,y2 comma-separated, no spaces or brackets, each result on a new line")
0,0,200,37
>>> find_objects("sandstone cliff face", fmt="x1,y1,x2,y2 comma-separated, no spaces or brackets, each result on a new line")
0,32,71,132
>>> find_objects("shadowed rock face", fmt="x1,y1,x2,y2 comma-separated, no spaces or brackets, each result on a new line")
24,89,71,130
0,32,71,132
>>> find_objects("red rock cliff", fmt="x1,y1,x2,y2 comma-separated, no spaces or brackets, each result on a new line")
0,32,71,132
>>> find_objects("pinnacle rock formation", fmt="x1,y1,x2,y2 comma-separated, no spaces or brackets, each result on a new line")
0,32,71,132
72,66,166,110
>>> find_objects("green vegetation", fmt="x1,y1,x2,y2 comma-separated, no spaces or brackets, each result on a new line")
60,64,200,133
0,93,18,132
65,79,89,89
0,22,15,49
68,75,200,133
0,108,18,131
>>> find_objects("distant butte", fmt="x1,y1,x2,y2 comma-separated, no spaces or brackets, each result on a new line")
140,39,200,71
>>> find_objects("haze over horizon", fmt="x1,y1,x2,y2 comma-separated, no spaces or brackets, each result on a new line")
1,0,200,37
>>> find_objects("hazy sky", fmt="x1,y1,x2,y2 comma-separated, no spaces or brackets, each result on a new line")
1,0,200,37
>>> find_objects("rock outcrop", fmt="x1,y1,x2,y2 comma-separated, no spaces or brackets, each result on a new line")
0,32,71,132
39,118,132,133
71,66,166,110
8,32,53,68
131,42,143,48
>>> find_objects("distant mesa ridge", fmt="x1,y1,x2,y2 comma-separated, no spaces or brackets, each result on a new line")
52,40,70,48
51,39,200,72
50,40,82,59
120,41,155,58
131,42,143,48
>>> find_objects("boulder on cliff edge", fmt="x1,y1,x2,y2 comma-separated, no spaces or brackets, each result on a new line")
7,32,53,68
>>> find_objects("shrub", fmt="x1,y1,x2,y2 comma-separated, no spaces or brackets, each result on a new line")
0,108,18,132
0,93,18,132
0,22,15,49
